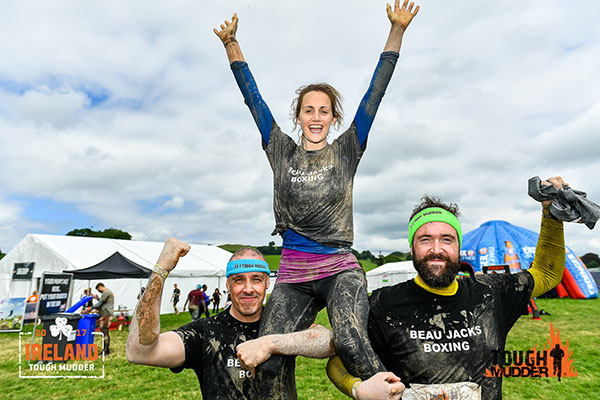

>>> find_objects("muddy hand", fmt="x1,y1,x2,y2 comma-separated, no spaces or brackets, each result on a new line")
157,237,190,272
214,13,238,44
387,0,419,29
236,336,273,376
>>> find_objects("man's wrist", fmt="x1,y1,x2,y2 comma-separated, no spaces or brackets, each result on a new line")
542,207,559,220
352,380,362,399
152,263,169,279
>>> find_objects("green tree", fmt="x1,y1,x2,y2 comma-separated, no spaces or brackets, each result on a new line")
0,249,5,260
66,227,132,240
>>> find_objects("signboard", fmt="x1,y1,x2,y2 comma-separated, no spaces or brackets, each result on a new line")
12,262,35,280
23,299,38,324
37,273,73,317
482,264,511,275
0,297,27,332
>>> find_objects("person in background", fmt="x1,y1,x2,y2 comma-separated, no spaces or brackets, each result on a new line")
27,290,38,304
92,283,114,356
212,288,222,313
183,285,203,321
201,284,211,318
171,283,181,315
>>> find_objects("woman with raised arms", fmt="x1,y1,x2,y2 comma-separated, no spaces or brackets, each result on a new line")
214,1,419,396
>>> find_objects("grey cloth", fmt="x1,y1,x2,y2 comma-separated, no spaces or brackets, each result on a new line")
92,288,115,317
528,176,600,229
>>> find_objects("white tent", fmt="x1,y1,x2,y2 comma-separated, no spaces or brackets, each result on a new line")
0,234,232,315
366,261,417,293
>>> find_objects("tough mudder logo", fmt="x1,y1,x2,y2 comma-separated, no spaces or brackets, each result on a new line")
18,316,104,379
287,165,333,183
485,323,577,380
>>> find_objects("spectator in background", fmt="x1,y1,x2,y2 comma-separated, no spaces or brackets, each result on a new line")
81,288,93,308
212,288,222,313
183,285,203,321
201,284,211,318
171,283,181,315
92,283,114,356
27,290,38,304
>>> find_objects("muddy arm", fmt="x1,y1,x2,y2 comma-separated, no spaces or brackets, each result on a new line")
126,238,190,367
383,0,419,53
236,324,336,375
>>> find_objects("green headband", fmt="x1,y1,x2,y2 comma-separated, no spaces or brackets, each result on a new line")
408,207,462,246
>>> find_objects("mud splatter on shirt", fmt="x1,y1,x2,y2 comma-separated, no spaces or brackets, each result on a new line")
171,310,260,399
368,272,534,399
265,123,362,248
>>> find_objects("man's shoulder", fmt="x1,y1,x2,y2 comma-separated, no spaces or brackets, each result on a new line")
471,271,533,291
370,280,414,306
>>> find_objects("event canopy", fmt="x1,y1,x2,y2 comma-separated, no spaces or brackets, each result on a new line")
0,234,232,313
460,220,598,299
67,251,151,280
366,261,417,293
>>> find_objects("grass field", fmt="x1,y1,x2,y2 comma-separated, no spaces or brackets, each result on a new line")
0,298,598,399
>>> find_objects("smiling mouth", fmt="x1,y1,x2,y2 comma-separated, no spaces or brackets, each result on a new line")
308,125,323,134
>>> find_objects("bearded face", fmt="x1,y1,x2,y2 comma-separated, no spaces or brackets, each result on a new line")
410,221,461,288
413,252,462,288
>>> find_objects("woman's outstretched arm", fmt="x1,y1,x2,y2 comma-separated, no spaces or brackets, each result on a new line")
354,0,419,148
383,0,419,52
215,14,274,146
214,13,245,63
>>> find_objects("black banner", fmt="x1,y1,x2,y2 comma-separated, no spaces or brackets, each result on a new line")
38,273,72,316
12,262,34,280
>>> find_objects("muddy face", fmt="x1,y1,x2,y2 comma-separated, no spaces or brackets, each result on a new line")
297,91,336,151
226,272,269,323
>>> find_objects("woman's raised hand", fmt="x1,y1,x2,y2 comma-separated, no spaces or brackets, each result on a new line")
386,0,419,30
214,13,239,44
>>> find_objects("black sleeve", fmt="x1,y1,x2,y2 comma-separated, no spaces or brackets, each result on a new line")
169,320,205,373
484,272,535,335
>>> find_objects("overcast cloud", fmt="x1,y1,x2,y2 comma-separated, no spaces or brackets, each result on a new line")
1,0,599,256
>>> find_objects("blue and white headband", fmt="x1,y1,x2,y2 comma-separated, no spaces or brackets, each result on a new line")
226,259,270,277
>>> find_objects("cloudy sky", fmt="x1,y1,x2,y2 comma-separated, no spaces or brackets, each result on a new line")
1,0,599,256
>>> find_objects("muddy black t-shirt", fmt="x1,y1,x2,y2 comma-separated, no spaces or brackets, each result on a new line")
171,310,260,399
265,124,363,248
368,272,534,399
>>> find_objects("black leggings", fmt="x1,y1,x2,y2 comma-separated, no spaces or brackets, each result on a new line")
256,269,385,399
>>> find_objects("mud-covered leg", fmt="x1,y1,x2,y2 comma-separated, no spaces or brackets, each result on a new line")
255,282,322,400
326,269,385,379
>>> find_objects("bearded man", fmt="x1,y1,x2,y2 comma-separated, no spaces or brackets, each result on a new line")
326,177,567,399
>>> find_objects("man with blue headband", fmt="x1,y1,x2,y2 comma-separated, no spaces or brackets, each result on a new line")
127,238,334,399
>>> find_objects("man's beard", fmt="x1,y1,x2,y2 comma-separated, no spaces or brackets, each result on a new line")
413,253,462,288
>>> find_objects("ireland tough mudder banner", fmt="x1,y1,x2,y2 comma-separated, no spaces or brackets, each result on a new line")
18,272,104,378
